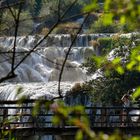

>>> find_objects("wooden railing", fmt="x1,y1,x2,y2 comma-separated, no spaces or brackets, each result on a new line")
0,100,140,129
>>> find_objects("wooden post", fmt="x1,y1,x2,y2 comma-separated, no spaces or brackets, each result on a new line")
3,108,10,129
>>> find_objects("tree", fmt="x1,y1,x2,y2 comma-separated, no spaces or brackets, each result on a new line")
83,0,140,103
84,34,140,105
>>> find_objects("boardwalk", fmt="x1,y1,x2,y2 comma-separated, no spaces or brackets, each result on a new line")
0,100,140,137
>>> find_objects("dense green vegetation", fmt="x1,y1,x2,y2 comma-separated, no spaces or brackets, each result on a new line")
0,0,139,36
83,34,140,105
0,0,84,35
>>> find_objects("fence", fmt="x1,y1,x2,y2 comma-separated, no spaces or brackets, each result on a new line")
0,100,140,132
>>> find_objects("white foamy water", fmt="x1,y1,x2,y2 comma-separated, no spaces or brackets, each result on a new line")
0,33,136,100
0,82,75,100
0,34,99,100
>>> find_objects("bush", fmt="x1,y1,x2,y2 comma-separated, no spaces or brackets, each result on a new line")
53,22,80,35
90,37,113,55
39,27,49,35
88,18,121,33
97,37,113,55
1,9,33,36
97,37,112,48
121,22,137,33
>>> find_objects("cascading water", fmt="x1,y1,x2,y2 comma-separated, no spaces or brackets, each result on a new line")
0,34,101,140
0,34,114,100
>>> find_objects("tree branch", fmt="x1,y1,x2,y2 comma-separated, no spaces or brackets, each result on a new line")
10,1,22,75
58,13,90,97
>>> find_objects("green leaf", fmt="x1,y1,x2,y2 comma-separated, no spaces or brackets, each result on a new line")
112,58,121,65
102,13,113,25
58,108,68,118
75,130,83,140
116,66,124,75
92,56,105,68
132,87,140,99
3,130,9,136
136,65,140,72
52,116,60,125
83,0,98,12
120,15,126,24
131,136,140,140
104,0,111,11
81,116,89,127
136,55,140,61
32,101,40,116
73,105,84,112
126,61,136,70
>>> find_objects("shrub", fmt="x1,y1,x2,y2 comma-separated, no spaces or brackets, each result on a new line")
90,37,113,55
71,83,82,93
97,37,112,48
1,9,33,36
97,37,113,55
53,22,80,35
39,27,49,35
88,18,121,33
121,22,137,33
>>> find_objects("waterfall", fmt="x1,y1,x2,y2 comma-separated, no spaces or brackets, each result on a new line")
0,33,134,100
0,34,101,100
1,33,138,102
0,34,98,140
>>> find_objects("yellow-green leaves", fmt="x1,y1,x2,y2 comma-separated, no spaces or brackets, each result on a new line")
104,0,111,11
115,66,124,75
102,13,113,25
120,15,126,24
86,0,140,29
126,46,140,71
112,58,124,74
52,115,61,125
126,61,136,70
131,136,140,140
32,101,40,116
92,55,106,68
75,130,83,140
83,0,99,12
132,87,140,99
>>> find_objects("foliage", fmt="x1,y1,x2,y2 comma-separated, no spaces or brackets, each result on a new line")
89,70,140,105
0,8,33,36
88,18,121,33
97,37,112,48
32,0,42,18
0,0,83,35
97,37,113,55
39,27,49,35
84,0,140,30
38,0,83,24
122,22,137,33
88,18,138,33
84,34,140,105
53,22,80,35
